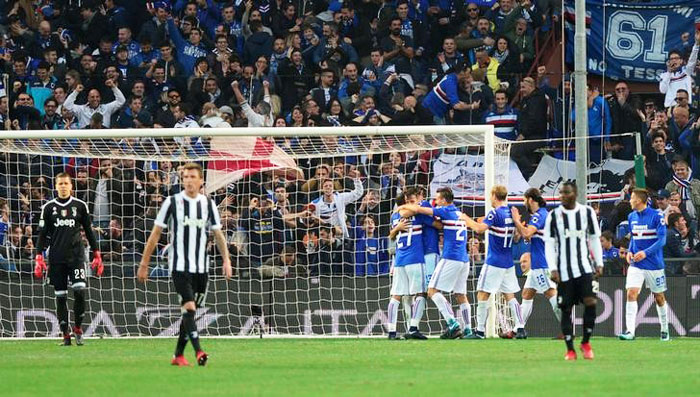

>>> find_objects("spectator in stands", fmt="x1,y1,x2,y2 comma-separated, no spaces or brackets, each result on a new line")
505,18,534,73
664,213,699,274
670,106,692,154
608,80,643,160
381,17,414,78
572,85,612,164
483,89,518,140
259,245,307,278
311,226,349,275
472,47,500,92
665,157,700,222
659,31,699,108
311,169,363,239
98,218,130,263
422,65,474,124
232,80,273,127
240,194,285,266
354,214,390,276
600,231,619,261
310,68,338,113
166,17,210,74
511,76,547,179
89,159,122,229
645,131,674,191
63,79,126,128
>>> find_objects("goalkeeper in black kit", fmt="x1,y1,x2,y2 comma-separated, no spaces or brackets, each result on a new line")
34,172,103,346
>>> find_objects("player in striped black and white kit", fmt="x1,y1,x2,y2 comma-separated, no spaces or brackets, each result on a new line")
543,182,604,360
138,163,232,367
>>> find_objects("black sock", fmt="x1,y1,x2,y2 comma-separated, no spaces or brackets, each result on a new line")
582,304,596,344
182,310,202,353
56,295,70,336
174,320,188,356
561,307,574,351
409,326,417,332
73,289,86,329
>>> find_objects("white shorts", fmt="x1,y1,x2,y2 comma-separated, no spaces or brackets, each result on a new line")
390,263,426,296
476,264,521,294
625,266,667,293
524,268,557,293
424,253,439,288
428,258,469,294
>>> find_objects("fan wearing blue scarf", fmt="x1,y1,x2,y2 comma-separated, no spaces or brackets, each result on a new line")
665,157,700,221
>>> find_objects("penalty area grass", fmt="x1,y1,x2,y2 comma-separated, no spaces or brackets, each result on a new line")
1,338,698,396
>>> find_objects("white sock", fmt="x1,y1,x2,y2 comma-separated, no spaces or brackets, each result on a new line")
431,292,455,323
401,296,412,333
410,296,426,328
476,300,489,333
459,302,472,330
521,299,534,326
549,295,562,322
387,298,400,332
626,301,638,335
656,303,669,333
508,298,524,329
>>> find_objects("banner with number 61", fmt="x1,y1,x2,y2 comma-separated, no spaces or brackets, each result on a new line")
565,0,700,83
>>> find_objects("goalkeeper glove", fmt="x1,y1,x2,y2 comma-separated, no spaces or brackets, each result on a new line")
34,254,47,279
91,250,104,277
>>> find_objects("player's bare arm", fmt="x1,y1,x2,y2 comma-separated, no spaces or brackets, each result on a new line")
213,229,233,279
459,213,488,233
138,225,163,283
511,207,536,239
389,218,410,240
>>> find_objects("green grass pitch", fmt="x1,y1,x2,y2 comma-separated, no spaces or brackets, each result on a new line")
2,338,698,396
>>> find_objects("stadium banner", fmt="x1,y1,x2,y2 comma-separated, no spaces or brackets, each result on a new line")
2,275,699,338
564,0,700,82
528,155,633,200
430,153,530,201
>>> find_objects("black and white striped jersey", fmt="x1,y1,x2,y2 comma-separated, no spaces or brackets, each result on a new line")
154,191,222,274
542,203,604,282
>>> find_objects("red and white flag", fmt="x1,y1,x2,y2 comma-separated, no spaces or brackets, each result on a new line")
206,137,302,193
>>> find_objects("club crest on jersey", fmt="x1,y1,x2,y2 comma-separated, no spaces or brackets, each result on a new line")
72,207,77,217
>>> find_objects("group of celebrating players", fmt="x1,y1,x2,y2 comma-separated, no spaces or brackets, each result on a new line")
33,166,669,364
386,182,670,360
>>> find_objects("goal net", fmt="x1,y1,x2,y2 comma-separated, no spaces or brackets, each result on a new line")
0,125,516,338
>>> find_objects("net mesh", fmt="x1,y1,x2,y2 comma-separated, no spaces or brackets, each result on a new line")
0,127,514,337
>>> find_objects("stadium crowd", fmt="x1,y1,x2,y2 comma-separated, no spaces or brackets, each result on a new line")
0,0,699,277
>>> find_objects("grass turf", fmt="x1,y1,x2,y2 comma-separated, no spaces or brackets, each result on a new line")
2,338,698,396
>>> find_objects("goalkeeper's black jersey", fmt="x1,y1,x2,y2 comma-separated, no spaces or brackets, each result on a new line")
36,196,98,264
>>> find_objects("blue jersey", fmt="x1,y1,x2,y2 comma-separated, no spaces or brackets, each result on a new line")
628,207,666,270
433,205,469,262
420,200,440,255
483,206,515,268
528,207,548,269
603,247,620,260
422,73,460,118
391,212,427,267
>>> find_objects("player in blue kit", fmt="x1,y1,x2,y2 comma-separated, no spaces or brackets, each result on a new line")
619,189,670,341
511,188,561,332
387,191,432,340
399,187,472,339
462,185,525,339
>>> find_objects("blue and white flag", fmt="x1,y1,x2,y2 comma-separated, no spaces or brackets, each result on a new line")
565,0,700,82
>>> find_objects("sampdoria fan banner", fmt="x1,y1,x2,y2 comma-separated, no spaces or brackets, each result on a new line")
206,136,302,193
528,155,634,201
430,153,530,202
564,0,700,82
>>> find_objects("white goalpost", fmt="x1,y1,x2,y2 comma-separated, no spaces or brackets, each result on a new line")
0,125,517,338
